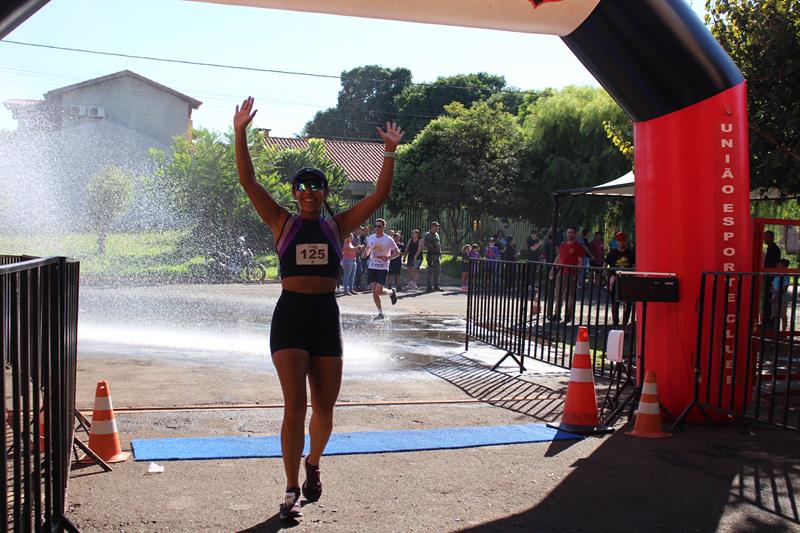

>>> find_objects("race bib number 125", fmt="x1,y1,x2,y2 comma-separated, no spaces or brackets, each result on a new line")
296,243,328,265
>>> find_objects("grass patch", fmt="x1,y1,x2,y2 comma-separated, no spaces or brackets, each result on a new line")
0,230,215,280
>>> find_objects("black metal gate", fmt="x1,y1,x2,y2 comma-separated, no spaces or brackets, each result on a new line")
465,259,637,378
675,271,800,431
2,255,81,532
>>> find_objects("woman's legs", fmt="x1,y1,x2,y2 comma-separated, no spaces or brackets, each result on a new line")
272,349,310,489
306,356,343,464
342,260,355,292
348,261,357,292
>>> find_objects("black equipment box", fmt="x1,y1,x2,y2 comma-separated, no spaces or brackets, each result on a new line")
616,275,679,302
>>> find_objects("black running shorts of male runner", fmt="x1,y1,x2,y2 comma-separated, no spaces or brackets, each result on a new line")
367,268,388,286
270,290,342,357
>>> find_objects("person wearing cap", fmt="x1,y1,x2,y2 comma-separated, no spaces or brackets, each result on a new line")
423,222,443,292
234,96,403,520
605,231,636,327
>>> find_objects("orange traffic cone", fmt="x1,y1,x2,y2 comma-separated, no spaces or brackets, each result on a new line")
79,381,131,463
548,326,613,435
4,408,45,448
626,370,670,439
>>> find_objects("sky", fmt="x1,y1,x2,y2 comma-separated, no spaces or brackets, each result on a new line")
0,0,708,138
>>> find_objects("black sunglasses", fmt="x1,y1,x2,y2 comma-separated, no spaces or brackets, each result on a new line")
293,180,325,192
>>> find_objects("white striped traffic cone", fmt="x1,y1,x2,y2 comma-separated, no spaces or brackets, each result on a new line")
79,381,131,463
626,370,670,439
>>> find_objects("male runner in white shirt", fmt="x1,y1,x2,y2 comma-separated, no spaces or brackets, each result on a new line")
363,218,400,319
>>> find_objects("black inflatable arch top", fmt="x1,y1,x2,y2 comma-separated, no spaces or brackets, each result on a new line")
562,0,743,121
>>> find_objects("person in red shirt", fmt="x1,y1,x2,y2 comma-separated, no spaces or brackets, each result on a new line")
588,231,606,287
551,226,584,323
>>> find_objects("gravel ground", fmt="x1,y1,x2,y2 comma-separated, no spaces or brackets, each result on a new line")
67,283,800,532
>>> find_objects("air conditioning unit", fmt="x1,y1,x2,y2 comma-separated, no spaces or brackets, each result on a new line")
68,105,86,116
87,106,105,118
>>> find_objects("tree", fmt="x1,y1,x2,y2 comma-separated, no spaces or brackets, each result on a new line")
706,0,800,194
85,165,134,254
249,137,349,215
517,86,632,230
151,129,240,250
394,73,512,140
152,128,349,253
390,101,523,245
302,65,412,141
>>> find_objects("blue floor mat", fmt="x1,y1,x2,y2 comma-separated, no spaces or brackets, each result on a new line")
132,423,581,461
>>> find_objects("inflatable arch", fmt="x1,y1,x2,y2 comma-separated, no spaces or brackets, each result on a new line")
0,0,751,418
208,0,752,417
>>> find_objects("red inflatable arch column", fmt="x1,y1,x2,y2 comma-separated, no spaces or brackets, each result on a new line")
205,0,752,417
562,0,751,418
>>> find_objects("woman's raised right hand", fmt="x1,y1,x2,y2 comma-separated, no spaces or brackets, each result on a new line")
234,96,258,132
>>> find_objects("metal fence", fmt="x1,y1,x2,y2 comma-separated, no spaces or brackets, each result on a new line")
346,202,540,254
674,271,800,431
465,259,638,378
2,255,81,532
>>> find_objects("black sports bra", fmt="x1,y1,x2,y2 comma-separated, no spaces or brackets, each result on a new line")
276,215,342,279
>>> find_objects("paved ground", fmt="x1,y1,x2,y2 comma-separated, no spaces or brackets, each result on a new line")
67,282,800,532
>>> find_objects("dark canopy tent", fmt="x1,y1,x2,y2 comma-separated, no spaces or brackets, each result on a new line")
551,171,793,257
550,171,634,259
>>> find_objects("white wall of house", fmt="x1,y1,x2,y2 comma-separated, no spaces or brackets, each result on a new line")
54,76,192,147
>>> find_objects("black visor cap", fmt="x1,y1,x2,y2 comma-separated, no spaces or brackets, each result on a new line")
291,167,328,187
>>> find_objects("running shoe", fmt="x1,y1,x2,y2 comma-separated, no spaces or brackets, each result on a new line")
279,488,302,520
302,459,322,502
375,313,385,320
390,288,398,305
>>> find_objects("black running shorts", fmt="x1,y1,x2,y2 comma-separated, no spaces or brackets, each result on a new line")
270,290,342,357
367,268,388,285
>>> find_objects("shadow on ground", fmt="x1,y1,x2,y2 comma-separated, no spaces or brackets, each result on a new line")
425,353,566,422
456,424,800,532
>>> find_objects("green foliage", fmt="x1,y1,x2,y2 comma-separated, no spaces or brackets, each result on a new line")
602,120,634,161
151,128,350,253
706,0,800,193
302,65,412,140
250,137,349,215
151,129,241,250
390,101,523,245
85,165,134,254
517,86,633,228
394,73,511,140
751,198,800,219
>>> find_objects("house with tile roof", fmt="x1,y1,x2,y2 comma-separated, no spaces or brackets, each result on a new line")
4,69,201,147
262,135,384,200
1,70,202,230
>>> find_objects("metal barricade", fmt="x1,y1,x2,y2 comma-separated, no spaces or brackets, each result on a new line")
465,258,637,378
2,255,81,532
675,271,800,431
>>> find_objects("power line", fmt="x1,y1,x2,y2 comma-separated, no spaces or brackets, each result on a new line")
1,40,343,80
0,61,468,123
1,40,541,96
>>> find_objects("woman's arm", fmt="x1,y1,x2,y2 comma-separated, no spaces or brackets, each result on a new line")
234,97,288,234
336,122,404,235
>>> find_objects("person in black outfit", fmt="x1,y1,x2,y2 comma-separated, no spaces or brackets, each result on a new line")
235,96,404,520
763,230,782,322
526,230,543,262
605,232,636,327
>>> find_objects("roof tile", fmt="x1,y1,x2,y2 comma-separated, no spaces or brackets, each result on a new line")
263,137,384,184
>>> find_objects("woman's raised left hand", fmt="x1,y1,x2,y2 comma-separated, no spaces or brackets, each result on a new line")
376,121,404,152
